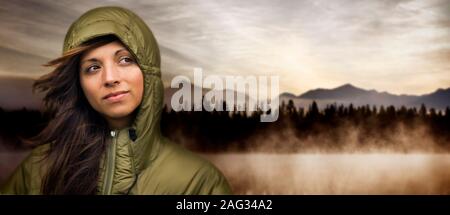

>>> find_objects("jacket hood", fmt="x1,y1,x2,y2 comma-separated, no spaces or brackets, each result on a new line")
64,6,165,192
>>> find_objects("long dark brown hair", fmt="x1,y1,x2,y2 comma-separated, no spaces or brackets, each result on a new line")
31,35,119,194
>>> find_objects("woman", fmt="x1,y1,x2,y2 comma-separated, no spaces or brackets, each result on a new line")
1,6,232,195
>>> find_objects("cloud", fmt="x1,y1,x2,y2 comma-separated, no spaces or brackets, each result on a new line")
0,46,51,77
422,47,450,64
0,0,449,95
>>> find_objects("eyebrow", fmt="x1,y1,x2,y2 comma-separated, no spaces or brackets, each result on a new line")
80,48,129,65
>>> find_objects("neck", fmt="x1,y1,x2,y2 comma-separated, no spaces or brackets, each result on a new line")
106,115,133,130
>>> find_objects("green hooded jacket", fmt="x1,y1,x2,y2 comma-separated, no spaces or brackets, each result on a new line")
1,6,232,195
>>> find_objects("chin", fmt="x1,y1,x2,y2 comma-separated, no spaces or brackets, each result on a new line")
103,107,135,118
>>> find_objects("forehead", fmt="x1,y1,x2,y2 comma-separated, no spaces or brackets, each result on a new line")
81,41,128,60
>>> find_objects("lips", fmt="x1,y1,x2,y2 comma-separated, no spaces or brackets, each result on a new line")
103,90,129,101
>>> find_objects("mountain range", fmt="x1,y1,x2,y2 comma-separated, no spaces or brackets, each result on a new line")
279,84,450,110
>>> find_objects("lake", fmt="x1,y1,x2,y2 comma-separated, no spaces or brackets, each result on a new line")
201,153,450,194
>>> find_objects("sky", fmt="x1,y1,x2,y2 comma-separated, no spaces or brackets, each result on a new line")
0,0,449,95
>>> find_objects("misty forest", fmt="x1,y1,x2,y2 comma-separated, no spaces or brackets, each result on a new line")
1,101,449,153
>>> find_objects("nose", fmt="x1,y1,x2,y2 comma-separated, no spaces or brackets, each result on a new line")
103,62,120,87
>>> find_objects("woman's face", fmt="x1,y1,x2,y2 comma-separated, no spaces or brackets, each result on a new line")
79,41,144,129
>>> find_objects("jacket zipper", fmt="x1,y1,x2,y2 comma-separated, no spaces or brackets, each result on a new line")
102,130,118,195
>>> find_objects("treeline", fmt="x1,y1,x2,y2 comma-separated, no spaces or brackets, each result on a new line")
162,101,450,152
1,101,449,152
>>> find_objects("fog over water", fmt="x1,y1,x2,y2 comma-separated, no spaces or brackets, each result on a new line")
202,153,450,194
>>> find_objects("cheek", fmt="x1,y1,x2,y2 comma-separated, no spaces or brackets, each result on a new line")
80,75,100,106
129,68,144,102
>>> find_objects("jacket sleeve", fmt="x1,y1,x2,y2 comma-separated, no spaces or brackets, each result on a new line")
0,156,31,195
195,163,233,195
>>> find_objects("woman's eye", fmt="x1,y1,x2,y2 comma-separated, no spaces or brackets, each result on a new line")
86,65,100,73
119,56,135,64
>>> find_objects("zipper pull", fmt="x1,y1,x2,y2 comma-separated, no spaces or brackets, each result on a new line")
129,129,137,141
110,131,116,137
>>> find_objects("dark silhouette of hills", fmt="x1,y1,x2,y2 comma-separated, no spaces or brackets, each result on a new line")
281,83,450,109
0,76,43,110
300,84,370,100
416,88,450,110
